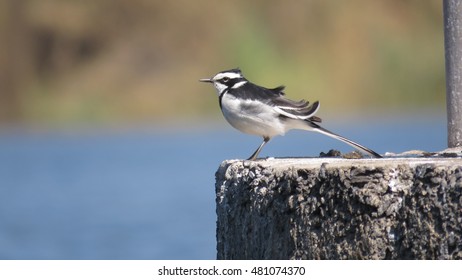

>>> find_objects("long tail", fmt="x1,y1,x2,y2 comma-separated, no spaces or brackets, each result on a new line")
313,125,382,158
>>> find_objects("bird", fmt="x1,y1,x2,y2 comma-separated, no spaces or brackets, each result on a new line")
199,68,382,160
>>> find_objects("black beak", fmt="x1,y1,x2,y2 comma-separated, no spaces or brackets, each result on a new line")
199,78,213,83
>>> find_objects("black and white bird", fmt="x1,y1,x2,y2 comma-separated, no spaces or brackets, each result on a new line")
200,68,381,160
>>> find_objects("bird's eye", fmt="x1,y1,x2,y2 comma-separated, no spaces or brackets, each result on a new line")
222,77,230,82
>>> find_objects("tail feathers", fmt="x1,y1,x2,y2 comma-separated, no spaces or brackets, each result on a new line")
313,126,382,158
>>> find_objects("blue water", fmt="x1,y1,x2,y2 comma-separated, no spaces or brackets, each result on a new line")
0,115,447,259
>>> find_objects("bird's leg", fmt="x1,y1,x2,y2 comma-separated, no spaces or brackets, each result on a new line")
247,137,270,160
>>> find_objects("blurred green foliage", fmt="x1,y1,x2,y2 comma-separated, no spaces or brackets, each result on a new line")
0,0,445,125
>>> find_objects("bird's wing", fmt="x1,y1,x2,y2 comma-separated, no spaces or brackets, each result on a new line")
231,82,282,100
272,96,321,120
232,82,322,122
269,86,286,96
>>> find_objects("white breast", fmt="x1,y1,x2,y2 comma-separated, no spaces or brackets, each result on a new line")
220,93,287,138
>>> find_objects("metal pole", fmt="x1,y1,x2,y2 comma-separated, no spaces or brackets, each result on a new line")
444,0,462,148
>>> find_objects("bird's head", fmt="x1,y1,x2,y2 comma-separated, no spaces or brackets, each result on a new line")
200,68,247,95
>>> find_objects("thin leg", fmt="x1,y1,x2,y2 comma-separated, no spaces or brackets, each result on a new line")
247,137,270,160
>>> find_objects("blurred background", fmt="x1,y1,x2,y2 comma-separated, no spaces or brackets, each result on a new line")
0,0,447,259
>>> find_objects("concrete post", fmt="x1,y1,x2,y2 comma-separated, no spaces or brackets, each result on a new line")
216,158,462,259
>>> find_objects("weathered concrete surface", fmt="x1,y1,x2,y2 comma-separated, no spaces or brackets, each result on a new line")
215,157,462,259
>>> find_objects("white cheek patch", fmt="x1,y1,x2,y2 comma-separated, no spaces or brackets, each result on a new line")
213,82,228,95
232,81,247,89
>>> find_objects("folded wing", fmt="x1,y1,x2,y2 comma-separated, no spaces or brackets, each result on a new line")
272,96,321,122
